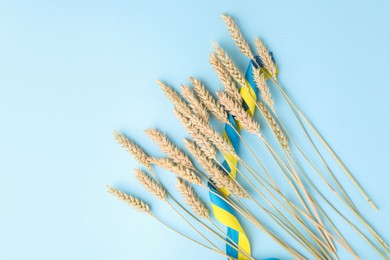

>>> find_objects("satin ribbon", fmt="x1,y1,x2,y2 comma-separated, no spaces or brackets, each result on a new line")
208,56,279,260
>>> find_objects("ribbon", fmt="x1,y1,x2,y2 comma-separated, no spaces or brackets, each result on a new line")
208,56,279,260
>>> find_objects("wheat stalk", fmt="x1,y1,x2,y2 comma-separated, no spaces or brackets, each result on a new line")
210,53,242,103
157,80,193,118
257,101,288,150
134,169,167,201
107,185,151,213
176,178,209,219
217,92,260,134
113,131,153,171
145,128,194,169
253,66,274,108
181,84,209,122
255,38,277,79
221,14,255,61
190,77,228,124
152,157,202,185
213,42,247,88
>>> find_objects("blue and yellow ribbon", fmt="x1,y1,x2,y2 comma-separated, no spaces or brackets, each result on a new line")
208,56,278,260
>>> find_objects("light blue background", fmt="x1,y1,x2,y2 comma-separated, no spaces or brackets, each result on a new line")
1,1,389,259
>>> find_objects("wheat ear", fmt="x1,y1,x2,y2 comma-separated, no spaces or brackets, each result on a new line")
176,178,209,219
210,53,242,103
180,84,209,122
152,157,202,185
257,101,288,150
145,128,194,169
213,42,247,88
190,77,228,124
113,131,153,171
192,113,237,157
134,169,167,201
217,92,260,134
157,80,193,118
221,14,255,61
174,107,236,157
107,185,151,213
184,140,248,198
253,66,274,108
255,38,277,79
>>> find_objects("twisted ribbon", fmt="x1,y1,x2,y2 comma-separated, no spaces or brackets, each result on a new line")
208,57,279,260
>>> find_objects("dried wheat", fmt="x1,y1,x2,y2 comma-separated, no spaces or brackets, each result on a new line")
217,92,260,134
145,128,194,169
210,53,242,103
134,169,167,201
213,42,247,88
176,178,209,218
253,65,274,108
157,80,193,118
107,185,151,213
113,131,153,171
181,84,209,122
153,157,202,185
221,14,255,61
255,38,277,79
190,77,228,124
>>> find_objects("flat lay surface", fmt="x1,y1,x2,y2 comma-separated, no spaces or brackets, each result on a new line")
0,0,389,259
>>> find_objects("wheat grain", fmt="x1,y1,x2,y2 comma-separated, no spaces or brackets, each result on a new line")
255,38,277,79
134,169,167,201
157,80,193,118
210,53,242,103
176,178,209,218
153,157,202,185
145,128,194,169
113,131,153,171
253,66,274,108
107,185,151,213
221,14,255,61
180,84,209,122
217,92,260,134
190,77,228,124
213,42,247,88
257,101,288,150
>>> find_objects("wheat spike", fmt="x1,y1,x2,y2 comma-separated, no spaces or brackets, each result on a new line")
211,167,249,198
176,178,209,219
184,139,217,173
188,131,217,160
185,140,247,198
174,107,236,158
157,80,193,118
180,84,209,122
173,107,217,160
257,101,288,150
107,185,151,213
210,53,242,103
152,157,202,185
213,42,247,88
113,131,153,171
253,66,274,108
192,114,237,158
217,92,260,134
145,128,194,169
134,169,167,201
255,38,277,79
221,14,255,61
190,77,228,124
